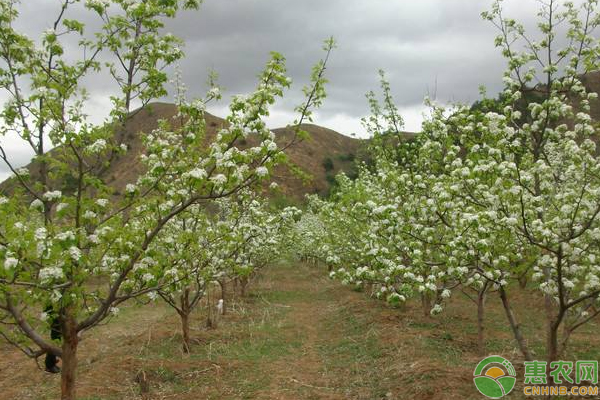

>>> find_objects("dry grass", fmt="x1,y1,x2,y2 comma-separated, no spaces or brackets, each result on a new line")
2,263,599,399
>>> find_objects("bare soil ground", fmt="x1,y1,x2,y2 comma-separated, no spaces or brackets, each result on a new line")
1,263,599,399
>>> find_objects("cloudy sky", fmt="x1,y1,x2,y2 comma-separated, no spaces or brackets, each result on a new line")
0,0,583,180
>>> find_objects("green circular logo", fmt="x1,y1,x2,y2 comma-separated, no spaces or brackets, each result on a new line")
473,355,517,399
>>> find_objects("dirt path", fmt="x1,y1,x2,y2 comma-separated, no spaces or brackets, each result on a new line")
253,263,379,399
222,263,410,400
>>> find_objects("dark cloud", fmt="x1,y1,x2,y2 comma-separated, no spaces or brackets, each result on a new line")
164,0,543,128
0,0,588,179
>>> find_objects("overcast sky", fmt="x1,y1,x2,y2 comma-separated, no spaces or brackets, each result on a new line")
0,0,586,181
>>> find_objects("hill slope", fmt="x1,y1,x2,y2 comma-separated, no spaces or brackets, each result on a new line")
28,102,364,202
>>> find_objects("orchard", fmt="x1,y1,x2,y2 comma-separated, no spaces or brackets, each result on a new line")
1,0,600,399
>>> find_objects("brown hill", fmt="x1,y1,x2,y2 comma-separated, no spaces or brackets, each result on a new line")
2,102,364,202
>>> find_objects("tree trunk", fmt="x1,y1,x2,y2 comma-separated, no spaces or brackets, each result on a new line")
547,324,558,361
421,293,431,316
546,298,559,365
499,287,533,360
180,289,191,353
518,273,528,289
559,310,571,356
240,277,248,297
61,311,79,400
477,289,486,357
544,267,559,365
206,288,214,329
180,312,190,353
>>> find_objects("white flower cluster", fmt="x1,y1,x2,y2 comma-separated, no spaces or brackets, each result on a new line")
4,257,18,270
255,166,268,177
88,139,107,153
43,191,62,201
39,265,64,282
186,168,207,180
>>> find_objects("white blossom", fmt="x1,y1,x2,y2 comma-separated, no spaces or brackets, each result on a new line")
56,231,75,242
187,168,207,180
430,304,443,315
88,139,107,153
96,198,109,208
83,210,97,219
39,266,64,282
4,257,18,270
34,228,47,241
43,191,62,201
69,246,82,261
211,174,227,186
30,199,44,210
256,166,268,177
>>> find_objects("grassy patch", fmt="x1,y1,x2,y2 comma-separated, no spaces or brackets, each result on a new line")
422,336,464,366
255,289,310,303
317,305,387,397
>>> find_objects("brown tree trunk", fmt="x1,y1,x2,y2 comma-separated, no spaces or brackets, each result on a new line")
179,289,191,352
180,312,190,353
544,265,559,366
559,309,571,356
421,293,431,316
206,288,214,329
499,287,533,360
61,310,79,400
518,273,528,289
546,299,559,365
547,325,558,362
477,289,486,356
240,277,248,297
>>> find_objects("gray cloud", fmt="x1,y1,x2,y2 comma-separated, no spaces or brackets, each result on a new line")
164,0,546,128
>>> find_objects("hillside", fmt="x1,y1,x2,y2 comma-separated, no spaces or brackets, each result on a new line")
105,103,368,200
0,103,365,202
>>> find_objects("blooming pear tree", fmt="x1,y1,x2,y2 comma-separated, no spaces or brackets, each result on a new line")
0,1,335,398
151,191,300,352
305,0,600,364
290,205,328,266
477,0,600,363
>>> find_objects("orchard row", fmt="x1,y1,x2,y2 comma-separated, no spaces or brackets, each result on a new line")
294,0,600,367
